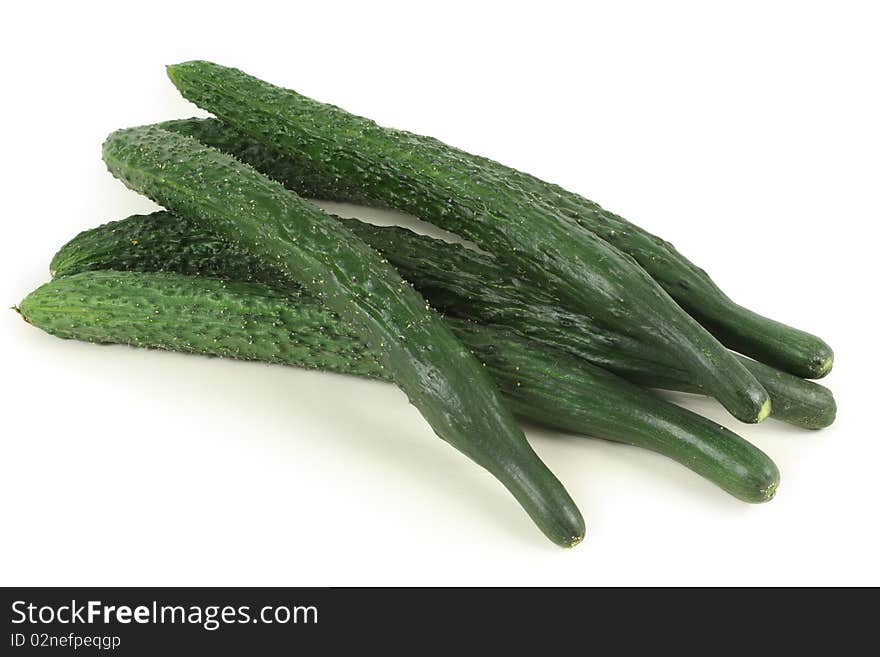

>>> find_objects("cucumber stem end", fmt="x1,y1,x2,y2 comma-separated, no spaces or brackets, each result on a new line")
813,353,834,379
566,533,585,549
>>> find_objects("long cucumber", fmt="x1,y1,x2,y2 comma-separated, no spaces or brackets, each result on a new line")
101,125,585,547
165,61,771,424
53,211,834,430
19,270,780,503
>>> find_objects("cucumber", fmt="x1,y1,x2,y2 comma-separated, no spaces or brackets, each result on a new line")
165,61,771,424
154,113,833,379
55,211,834,430
101,125,585,547
19,270,780,503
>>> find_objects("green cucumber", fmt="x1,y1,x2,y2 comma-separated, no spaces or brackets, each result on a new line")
101,125,585,547
154,110,833,379
19,270,780,503
165,61,771,424
54,211,834,430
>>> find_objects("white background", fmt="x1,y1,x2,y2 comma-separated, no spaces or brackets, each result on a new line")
1,1,877,586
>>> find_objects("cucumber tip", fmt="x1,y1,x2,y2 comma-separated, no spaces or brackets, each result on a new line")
813,353,834,378
761,480,778,503
756,398,772,423
566,533,585,549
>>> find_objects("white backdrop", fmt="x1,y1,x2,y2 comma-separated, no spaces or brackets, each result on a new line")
1,1,877,586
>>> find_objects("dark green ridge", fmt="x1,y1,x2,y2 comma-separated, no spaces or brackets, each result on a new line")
21,270,779,503
164,62,770,424
101,125,584,548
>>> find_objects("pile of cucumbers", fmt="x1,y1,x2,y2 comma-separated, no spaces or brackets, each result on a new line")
18,61,835,547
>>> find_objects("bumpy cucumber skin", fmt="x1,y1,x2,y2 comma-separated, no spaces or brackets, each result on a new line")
165,62,770,424
101,125,584,548
21,270,779,503
27,272,384,377
157,117,833,379
52,211,836,430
